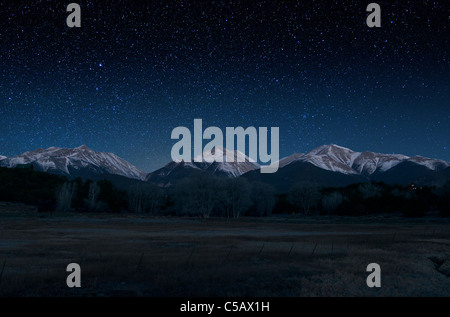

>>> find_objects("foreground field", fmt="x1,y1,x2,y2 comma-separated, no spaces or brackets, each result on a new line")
0,203,449,296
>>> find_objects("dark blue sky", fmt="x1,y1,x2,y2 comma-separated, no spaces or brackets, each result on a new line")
0,0,448,172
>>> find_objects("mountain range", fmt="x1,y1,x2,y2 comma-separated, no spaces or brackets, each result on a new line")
244,144,450,191
145,146,259,186
1,144,449,191
0,145,147,183
276,144,449,176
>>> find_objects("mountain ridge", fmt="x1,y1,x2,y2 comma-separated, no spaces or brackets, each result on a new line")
1,144,449,189
145,146,259,185
273,144,449,176
0,145,147,181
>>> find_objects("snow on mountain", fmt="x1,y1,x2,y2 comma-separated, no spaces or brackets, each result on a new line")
193,146,260,177
407,156,450,171
278,153,305,169
147,146,260,183
275,144,449,176
152,160,201,178
303,144,360,175
0,145,147,181
2,143,448,185
194,145,254,163
352,151,409,175
273,145,359,175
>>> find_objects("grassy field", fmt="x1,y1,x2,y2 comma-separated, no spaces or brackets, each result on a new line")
0,202,449,297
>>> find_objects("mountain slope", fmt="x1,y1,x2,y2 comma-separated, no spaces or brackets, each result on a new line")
193,146,259,177
371,161,450,187
0,145,147,181
275,144,449,176
302,144,360,175
146,146,259,186
245,144,450,191
243,160,369,192
351,151,409,175
145,161,204,187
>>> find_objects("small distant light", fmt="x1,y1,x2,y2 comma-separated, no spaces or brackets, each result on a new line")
99,63,103,67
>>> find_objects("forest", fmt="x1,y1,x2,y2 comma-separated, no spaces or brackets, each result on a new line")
0,166,449,218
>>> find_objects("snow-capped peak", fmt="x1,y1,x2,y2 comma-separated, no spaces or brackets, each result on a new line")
76,145,92,151
0,155,6,161
194,145,257,163
191,146,259,177
307,144,354,156
0,146,147,181
302,144,360,174
148,146,260,182
275,144,449,176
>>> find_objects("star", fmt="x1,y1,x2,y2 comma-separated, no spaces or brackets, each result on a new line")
0,1,447,171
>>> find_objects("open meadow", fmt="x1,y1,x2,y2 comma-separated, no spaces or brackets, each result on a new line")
0,202,449,297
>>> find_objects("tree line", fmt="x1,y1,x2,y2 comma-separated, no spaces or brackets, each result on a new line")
0,166,449,217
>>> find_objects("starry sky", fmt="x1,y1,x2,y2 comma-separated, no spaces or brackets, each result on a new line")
0,0,449,172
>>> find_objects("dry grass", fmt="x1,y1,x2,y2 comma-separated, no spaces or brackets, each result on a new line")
0,205,449,296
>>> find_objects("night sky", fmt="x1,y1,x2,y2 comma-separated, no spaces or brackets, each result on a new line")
1,0,448,172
